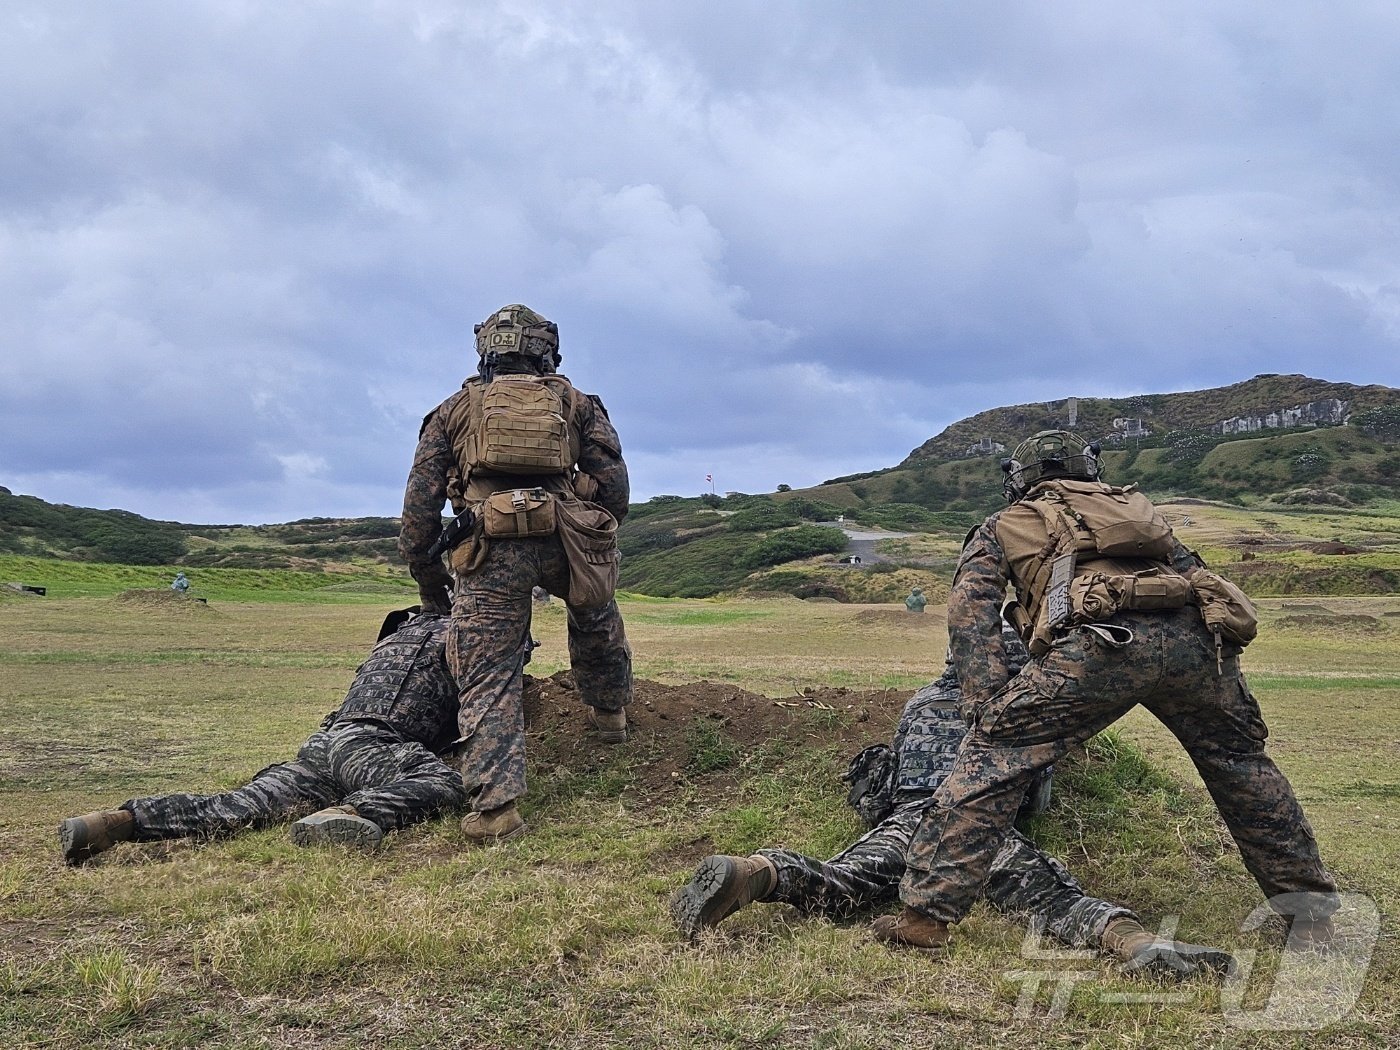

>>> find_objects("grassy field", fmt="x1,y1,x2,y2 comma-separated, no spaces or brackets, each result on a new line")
2,587,1397,1049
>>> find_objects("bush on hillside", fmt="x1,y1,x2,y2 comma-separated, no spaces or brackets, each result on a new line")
736,526,848,570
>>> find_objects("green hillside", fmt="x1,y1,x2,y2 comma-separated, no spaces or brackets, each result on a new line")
5,373,1399,601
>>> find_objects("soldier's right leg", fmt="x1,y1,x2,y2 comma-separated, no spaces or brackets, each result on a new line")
112,733,340,844
449,540,538,819
1146,646,1338,922
898,640,1140,928
761,804,925,918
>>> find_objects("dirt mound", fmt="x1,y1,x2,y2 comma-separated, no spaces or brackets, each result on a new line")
114,589,210,610
1274,613,1383,633
852,608,941,627
522,672,912,800
1309,541,1364,555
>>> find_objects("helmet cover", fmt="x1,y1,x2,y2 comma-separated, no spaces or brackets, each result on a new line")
1000,430,1102,501
473,304,560,365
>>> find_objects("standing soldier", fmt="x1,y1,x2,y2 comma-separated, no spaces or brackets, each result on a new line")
59,609,467,861
399,304,632,846
877,430,1338,954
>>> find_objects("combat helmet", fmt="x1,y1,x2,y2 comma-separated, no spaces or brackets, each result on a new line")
474,304,560,370
999,430,1102,502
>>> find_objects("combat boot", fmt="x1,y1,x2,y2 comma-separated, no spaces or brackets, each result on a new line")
1102,916,1235,980
59,809,135,865
1286,915,1336,953
586,706,627,744
870,907,951,955
670,854,777,940
461,803,527,845
289,805,384,851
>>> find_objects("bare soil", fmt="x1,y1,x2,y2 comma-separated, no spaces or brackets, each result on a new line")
523,671,912,799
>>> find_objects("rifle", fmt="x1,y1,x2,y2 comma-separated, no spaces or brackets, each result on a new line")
427,507,477,562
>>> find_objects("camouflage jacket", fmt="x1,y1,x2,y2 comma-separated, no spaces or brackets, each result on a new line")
950,509,1200,706
329,615,457,751
398,374,629,591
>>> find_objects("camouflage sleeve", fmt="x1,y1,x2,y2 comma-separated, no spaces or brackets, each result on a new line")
576,394,631,522
948,516,1014,706
1168,536,1207,574
398,409,454,592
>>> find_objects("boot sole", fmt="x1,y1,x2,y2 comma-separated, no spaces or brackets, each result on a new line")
870,918,950,956
288,815,383,851
58,820,90,866
671,856,745,939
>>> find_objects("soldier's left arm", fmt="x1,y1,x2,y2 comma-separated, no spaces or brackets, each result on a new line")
398,410,455,605
576,394,631,522
948,520,1016,708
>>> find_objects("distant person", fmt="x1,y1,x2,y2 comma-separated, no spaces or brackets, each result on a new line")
398,303,633,846
532,586,552,604
878,429,1337,954
59,609,468,863
904,587,926,613
170,572,190,594
672,634,1234,980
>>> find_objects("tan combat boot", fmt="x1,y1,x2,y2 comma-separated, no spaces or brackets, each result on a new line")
670,854,777,940
1286,915,1336,953
59,809,135,865
1102,916,1235,980
586,706,627,744
870,907,952,955
461,802,527,845
289,805,384,851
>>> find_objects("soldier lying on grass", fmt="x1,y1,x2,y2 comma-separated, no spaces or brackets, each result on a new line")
672,630,1236,981
59,608,471,862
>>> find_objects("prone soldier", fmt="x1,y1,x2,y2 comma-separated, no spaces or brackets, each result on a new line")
59,608,468,862
672,633,1235,980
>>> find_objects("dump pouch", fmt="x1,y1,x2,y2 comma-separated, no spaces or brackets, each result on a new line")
554,497,620,609
1188,568,1259,647
481,488,557,539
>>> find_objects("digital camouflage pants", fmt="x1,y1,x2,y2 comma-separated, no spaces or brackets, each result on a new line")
123,721,466,839
760,800,1132,947
902,609,1338,924
449,534,632,810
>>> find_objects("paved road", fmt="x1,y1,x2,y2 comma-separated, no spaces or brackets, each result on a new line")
815,522,912,565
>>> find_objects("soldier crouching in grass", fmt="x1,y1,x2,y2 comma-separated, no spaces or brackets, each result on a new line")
877,430,1338,956
59,608,470,863
672,630,1235,981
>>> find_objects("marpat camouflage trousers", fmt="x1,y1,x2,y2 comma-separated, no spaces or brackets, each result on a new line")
902,609,1338,923
449,534,632,810
123,721,466,838
760,800,1132,948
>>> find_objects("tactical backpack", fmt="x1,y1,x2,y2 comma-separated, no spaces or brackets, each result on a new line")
999,479,1193,654
450,374,582,478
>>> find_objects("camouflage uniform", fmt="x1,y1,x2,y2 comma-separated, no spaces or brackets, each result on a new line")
399,372,631,811
900,514,1339,924
757,665,1131,948
122,615,466,840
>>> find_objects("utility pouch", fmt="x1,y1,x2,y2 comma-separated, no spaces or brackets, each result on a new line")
842,744,896,828
555,498,620,608
1188,569,1259,648
481,488,557,539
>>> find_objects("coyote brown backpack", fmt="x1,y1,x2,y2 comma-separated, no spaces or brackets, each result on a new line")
450,374,582,478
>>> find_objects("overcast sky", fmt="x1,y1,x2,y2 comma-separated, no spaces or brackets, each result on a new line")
3,2,1399,524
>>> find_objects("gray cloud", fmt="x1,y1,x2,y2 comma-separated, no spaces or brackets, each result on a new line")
2,1,1398,523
